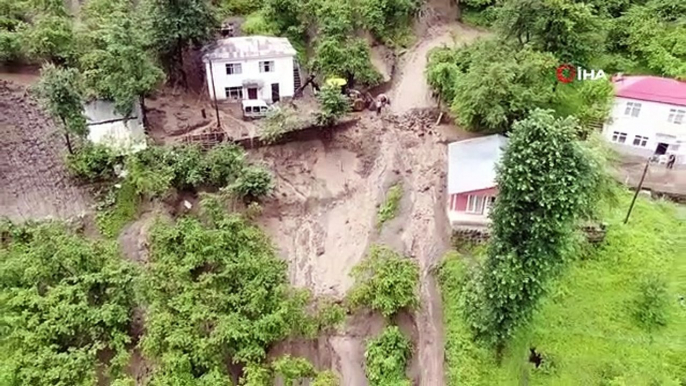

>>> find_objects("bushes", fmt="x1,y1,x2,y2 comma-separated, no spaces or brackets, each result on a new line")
316,84,351,126
66,143,118,182
633,274,669,331
364,326,412,386
377,184,403,227
229,165,275,200
121,143,270,199
140,203,313,382
349,245,419,318
0,222,139,385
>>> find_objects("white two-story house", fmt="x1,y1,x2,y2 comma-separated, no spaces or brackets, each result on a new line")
602,75,686,165
202,36,297,103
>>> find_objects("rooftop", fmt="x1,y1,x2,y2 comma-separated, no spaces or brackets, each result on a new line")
202,36,297,62
613,75,686,107
447,134,508,194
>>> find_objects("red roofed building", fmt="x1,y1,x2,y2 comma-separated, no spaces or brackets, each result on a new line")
602,75,686,165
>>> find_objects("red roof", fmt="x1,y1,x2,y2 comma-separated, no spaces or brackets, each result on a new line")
613,76,686,107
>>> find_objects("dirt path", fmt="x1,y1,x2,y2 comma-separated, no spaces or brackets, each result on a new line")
390,23,488,114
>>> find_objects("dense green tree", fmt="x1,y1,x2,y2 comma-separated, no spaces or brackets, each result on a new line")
0,0,28,63
496,0,603,64
22,14,76,64
364,326,412,386
427,40,558,133
34,64,87,154
0,222,139,386
358,0,418,44
618,0,686,77
311,37,381,87
140,0,218,85
349,245,419,318
229,165,274,201
79,0,164,116
466,109,606,348
140,201,312,383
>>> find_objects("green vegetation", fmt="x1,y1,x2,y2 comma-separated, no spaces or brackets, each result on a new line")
65,143,118,182
0,222,139,385
465,110,608,347
261,105,305,143
140,198,314,383
33,64,87,154
349,245,419,318
316,84,351,126
377,184,403,227
364,326,412,386
95,182,140,238
439,193,686,385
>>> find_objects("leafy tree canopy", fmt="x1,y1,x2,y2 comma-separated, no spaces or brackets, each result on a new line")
141,199,314,383
427,39,558,133
34,64,87,137
349,245,419,318
495,0,604,64
140,0,218,77
0,222,139,386
466,109,608,347
78,0,164,115
364,326,412,386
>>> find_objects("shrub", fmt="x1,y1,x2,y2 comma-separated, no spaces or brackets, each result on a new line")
377,184,403,227
141,207,312,382
364,326,412,386
349,245,419,317
261,105,303,143
205,143,246,186
0,222,139,385
124,150,174,197
230,166,274,200
66,143,118,182
165,145,207,189
242,11,278,35
316,84,350,126
633,274,669,330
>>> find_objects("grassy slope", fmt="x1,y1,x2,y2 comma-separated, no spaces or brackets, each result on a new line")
439,193,686,385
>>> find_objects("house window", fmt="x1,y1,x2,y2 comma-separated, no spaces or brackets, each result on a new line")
225,63,242,75
632,135,649,147
611,131,627,144
668,108,685,124
624,102,642,117
485,196,496,212
259,61,275,73
670,144,680,152
225,87,243,99
466,195,485,214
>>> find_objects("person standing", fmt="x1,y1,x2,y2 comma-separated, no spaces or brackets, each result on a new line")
667,153,676,169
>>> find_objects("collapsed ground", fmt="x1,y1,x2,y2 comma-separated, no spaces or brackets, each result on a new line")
0,19,489,385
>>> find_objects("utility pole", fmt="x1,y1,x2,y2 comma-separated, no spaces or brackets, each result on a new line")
208,59,221,128
624,158,650,224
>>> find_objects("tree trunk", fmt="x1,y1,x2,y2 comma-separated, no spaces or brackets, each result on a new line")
64,131,74,155
140,94,148,131
60,116,74,154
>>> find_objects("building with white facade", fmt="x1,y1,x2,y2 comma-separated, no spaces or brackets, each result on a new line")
202,36,297,103
602,75,686,165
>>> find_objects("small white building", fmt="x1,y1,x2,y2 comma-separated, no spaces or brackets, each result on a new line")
602,75,686,165
202,36,297,103
447,135,508,229
85,100,147,153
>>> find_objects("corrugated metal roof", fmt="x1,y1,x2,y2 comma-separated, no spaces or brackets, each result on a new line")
202,36,297,61
447,134,508,194
614,76,686,107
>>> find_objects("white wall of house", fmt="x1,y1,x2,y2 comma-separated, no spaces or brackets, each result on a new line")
204,55,294,102
602,97,686,163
